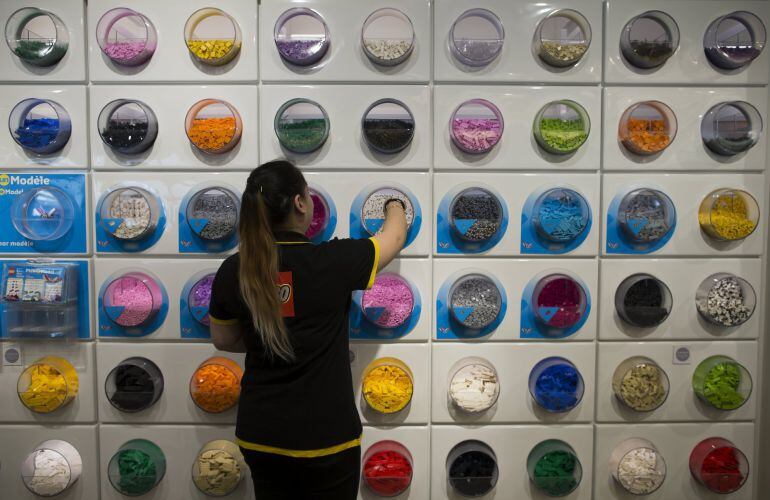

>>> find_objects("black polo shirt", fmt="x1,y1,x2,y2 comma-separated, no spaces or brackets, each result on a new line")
208,231,379,456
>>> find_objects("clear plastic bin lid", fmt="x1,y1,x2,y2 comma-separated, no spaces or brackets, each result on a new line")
274,98,330,154
614,273,672,328
695,272,756,327
534,100,590,155
99,186,161,242
184,8,242,66
619,101,677,156
448,274,502,330
362,8,415,67
532,273,587,331
361,187,414,236
105,357,164,413
450,99,504,154
361,273,414,329
102,272,163,328
449,9,505,67
690,438,749,494
617,188,675,244
11,186,75,241
96,7,157,66
448,187,503,242
98,99,158,155
692,355,752,411
446,440,499,496
108,439,166,496
188,273,215,326
9,98,72,155
705,11,766,70
185,99,243,154
529,356,584,413
527,439,583,496
612,356,670,412
701,101,763,156
186,187,239,242
362,98,415,154
536,9,592,67
531,187,590,243
5,7,69,67
305,187,330,240
621,10,680,69
274,8,330,66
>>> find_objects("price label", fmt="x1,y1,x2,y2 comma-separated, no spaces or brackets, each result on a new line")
672,345,692,365
3,343,21,366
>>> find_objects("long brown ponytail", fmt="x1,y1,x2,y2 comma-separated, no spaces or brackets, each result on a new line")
238,160,307,361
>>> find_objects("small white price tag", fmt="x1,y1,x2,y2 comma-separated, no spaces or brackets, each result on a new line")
672,345,692,365
3,343,22,366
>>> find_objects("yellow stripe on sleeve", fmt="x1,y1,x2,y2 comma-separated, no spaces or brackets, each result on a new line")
367,237,381,290
209,315,238,326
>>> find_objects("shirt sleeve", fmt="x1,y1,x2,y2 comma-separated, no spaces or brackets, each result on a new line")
324,237,380,292
208,257,239,325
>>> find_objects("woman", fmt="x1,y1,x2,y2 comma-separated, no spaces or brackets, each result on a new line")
208,159,407,499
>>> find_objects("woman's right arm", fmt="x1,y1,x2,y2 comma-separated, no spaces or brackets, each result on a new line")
374,200,408,270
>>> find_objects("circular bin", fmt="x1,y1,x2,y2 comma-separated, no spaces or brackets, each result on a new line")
98,186,162,242
529,357,584,413
361,273,414,329
534,100,590,155
306,187,330,240
102,272,164,328
531,188,590,244
21,440,82,497
274,7,330,66
450,99,504,154
5,7,70,68
527,440,582,497
609,438,667,495
621,10,679,69
362,357,414,414
5,7,68,66
184,8,242,66
362,98,415,154
96,8,157,66
186,186,239,242
188,273,215,327
447,440,498,497
105,357,164,413
449,274,503,331
615,274,672,328
689,438,749,494
9,98,71,154
11,186,75,241
274,98,330,154
449,9,504,67
701,101,763,156
698,188,759,241
190,357,243,414
619,101,677,155
531,273,588,332
692,355,752,411
108,439,166,496
185,99,242,154
705,11,766,70
17,356,78,414
98,99,158,155
695,272,756,327
361,187,415,236
617,188,676,245
612,356,670,412
192,440,245,497
362,440,414,497
535,9,591,67
448,187,503,243
362,8,415,67
448,357,500,413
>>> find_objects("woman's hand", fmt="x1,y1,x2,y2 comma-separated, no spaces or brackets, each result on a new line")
374,199,408,270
